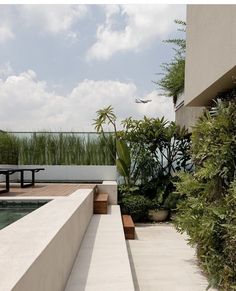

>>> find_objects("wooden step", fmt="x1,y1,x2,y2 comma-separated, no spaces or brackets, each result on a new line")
122,215,135,240
93,193,108,214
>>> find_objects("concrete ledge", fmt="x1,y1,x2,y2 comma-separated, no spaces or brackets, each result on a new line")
65,205,135,291
0,188,94,291
13,165,117,182
97,181,117,205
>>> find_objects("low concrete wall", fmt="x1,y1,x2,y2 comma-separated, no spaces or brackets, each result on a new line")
0,188,94,291
0,165,117,182
0,164,18,182
98,180,118,205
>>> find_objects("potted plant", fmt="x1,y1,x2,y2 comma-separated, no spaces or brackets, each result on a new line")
148,196,169,222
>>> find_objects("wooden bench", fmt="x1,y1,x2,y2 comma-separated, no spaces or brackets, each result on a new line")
93,193,108,214
122,215,135,240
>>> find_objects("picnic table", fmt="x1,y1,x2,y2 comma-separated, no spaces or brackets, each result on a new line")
0,167,45,194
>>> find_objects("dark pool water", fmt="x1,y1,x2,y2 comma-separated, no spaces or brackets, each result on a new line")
0,200,48,230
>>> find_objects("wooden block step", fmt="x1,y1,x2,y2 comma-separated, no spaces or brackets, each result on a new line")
94,193,108,214
122,215,135,240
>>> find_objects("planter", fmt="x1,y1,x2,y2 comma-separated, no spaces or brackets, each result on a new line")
148,209,169,222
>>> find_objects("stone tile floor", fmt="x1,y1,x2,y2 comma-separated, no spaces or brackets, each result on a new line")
127,223,217,291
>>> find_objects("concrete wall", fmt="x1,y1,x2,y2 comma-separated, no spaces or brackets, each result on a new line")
0,164,18,182
0,189,94,291
0,165,117,182
98,180,118,205
185,5,236,106
175,104,205,131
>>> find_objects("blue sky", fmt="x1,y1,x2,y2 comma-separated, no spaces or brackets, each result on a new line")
0,4,186,131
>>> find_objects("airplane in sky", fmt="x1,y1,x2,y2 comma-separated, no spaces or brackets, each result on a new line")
135,98,152,104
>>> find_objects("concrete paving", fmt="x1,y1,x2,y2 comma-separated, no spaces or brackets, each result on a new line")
127,223,217,291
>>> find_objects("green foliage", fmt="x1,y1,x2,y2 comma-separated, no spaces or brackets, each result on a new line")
0,132,115,165
93,105,117,162
94,105,133,184
174,101,236,290
116,139,131,185
118,115,191,213
155,19,186,105
120,116,191,207
121,194,150,222
93,105,117,134
0,132,19,164
94,105,191,212
192,101,236,193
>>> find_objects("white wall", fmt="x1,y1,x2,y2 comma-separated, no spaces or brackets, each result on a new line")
98,181,118,205
0,165,117,182
175,104,204,131
0,164,18,182
185,5,236,106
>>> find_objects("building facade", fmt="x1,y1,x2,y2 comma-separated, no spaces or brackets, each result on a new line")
176,5,236,129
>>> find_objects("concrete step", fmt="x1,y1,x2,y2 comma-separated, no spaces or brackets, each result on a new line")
93,193,108,214
65,205,135,291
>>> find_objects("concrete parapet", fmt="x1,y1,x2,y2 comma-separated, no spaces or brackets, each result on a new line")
0,188,94,291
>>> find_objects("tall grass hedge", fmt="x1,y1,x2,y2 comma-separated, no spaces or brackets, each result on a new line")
0,132,115,165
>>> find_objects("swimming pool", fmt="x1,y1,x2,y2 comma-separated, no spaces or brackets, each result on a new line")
0,200,48,230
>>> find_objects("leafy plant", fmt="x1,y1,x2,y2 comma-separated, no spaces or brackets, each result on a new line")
116,139,131,185
174,100,236,290
120,116,191,208
121,194,150,222
155,19,186,105
93,106,133,184
93,105,117,161
94,105,191,212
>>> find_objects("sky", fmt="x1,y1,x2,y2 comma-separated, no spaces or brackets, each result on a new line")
0,4,186,131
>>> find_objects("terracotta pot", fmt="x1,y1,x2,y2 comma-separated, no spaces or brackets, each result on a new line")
148,209,169,222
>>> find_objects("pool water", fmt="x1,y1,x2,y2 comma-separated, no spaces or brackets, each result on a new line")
0,200,48,230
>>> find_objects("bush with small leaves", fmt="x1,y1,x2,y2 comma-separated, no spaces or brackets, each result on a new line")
174,100,236,290
121,194,150,222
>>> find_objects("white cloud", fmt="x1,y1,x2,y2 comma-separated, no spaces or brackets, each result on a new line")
20,5,88,37
0,70,174,131
87,4,185,60
0,22,14,43
0,70,67,130
69,79,138,130
0,5,88,44
135,91,174,122
0,62,13,78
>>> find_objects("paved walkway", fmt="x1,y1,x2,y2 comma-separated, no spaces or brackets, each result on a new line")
127,224,217,291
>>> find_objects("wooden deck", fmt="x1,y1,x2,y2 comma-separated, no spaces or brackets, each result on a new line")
0,183,96,197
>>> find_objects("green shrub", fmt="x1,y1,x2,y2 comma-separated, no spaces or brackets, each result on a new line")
121,194,150,222
174,101,236,290
94,105,192,211
0,132,19,164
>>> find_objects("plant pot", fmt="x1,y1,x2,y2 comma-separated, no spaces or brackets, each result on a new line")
148,209,169,222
